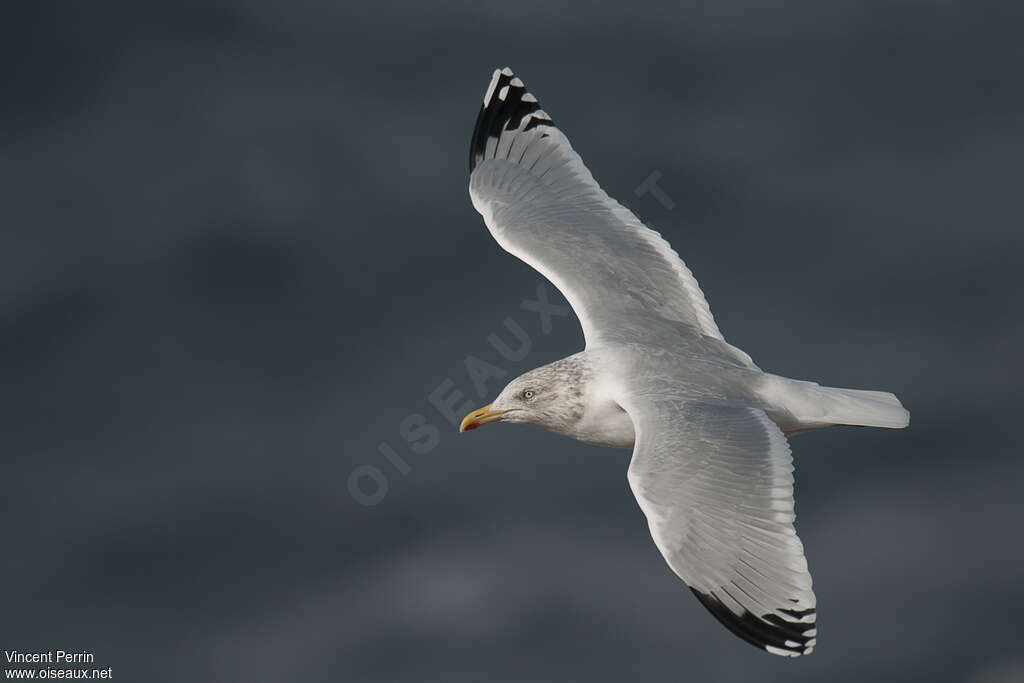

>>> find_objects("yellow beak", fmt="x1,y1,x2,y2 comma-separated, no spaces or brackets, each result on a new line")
459,403,506,432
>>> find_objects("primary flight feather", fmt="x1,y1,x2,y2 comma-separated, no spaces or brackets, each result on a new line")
459,67,909,657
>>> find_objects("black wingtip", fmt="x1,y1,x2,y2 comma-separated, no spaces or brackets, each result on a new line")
469,67,555,173
689,587,816,657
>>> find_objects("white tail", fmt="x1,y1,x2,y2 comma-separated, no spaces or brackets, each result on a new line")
812,386,910,429
761,375,910,434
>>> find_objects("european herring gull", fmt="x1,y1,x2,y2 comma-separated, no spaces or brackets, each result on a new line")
458,68,909,657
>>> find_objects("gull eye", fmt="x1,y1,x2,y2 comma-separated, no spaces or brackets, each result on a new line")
522,390,535,399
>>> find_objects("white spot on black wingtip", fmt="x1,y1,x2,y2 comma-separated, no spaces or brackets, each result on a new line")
689,587,817,656
523,110,552,132
470,68,556,172
482,69,503,105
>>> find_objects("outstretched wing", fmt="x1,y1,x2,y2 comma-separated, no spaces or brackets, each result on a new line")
622,397,817,657
468,68,737,354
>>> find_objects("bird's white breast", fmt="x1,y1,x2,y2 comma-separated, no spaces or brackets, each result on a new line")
572,384,636,449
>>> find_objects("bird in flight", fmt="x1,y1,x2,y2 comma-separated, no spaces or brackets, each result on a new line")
458,68,909,657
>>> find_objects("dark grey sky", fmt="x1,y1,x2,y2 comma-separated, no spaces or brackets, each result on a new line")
2,2,1022,681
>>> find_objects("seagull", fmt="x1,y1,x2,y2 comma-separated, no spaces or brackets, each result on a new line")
458,68,909,657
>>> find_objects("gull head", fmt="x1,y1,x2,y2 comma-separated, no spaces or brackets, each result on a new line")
459,356,588,433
